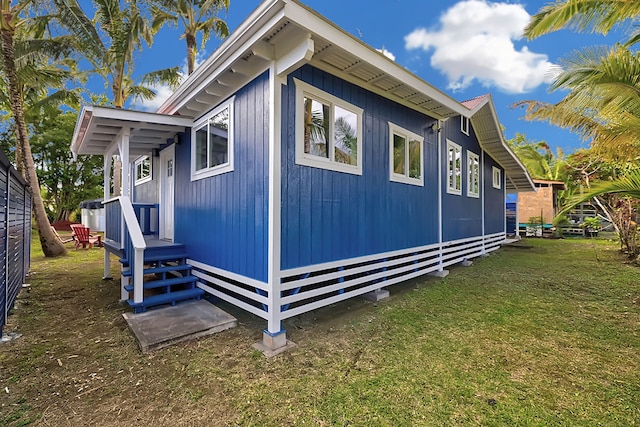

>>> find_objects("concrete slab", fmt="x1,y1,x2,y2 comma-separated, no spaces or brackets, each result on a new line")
429,269,450,278
363,289,390,302
122,300,237,353
0,332,22,344
460,259,473,267
252,340,297,357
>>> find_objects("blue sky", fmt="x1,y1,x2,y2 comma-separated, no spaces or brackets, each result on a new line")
109,0,624,155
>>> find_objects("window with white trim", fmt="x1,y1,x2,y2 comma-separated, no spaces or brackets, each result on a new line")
295,79,363,175
446,140,462,195
492,166,502,189
467,151,480,198
191,97,234,181
461,116,470,136
389,122,424,186
134,155,152,185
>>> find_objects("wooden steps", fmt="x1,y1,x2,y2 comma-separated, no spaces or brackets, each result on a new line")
121,241,203,314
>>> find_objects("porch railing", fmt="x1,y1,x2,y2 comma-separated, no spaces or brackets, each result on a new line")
103,197,146,304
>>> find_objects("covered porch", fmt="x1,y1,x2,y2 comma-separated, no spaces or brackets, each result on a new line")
71,106,199,312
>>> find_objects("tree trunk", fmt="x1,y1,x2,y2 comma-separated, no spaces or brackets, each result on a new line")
1,29,66,257
186,33,196,75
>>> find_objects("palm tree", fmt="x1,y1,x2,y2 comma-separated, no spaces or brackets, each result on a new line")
54,0,181,195
150,0,229,75
559,170,640,256
0,25,82,171
55,0,181,109
1,0,69,257
524,0,640,45
517,44,640,161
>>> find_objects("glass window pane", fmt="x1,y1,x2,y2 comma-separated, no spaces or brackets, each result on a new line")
209,108,229,167
304,97,329,158
455,148,461,190
393,134,406,174
408,138,421,179
195,127,208,171
448,147,455,188
334,106,358,165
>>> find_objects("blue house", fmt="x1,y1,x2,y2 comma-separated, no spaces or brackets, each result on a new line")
70,0,534,352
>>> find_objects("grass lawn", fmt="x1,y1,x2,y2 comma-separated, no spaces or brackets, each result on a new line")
1,236,639,426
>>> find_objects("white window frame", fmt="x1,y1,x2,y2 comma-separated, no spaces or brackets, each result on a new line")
461,116,470,136
388,122,424,186
190,97,235,181
294,78,363,175
134,155,152,186
446,139,462,195
492,166,502,189
467,151,480,198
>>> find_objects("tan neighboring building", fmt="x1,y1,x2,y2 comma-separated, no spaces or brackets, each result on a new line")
517,179,566,229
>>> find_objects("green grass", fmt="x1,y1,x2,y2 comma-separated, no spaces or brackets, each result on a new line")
0,235,639,426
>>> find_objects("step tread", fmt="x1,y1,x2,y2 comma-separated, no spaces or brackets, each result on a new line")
127,288,204,308
122,264,192,277
120,253,189,265
124,275,197,292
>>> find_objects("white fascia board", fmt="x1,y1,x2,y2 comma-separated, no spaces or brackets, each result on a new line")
158,0,285,115
281,0,466,116
88,106,193,127
471,100,535,191
70,105,94,158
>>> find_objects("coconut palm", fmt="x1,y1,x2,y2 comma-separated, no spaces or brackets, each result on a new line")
559,170,640,256
517,44,640,161
524,0,640,45
0,0,68,256
150,0,229,75
54,0,181,108
0,25,82,169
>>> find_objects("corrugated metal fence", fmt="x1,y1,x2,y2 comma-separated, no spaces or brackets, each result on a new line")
0,150,31,336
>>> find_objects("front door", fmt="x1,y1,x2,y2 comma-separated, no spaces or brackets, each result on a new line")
159,145,175,241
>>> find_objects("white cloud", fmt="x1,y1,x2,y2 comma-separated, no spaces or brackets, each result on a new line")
377,47,396,61
404,0,556,94
134,50,208,112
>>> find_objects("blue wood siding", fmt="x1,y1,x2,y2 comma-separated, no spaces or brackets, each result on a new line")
173,71,269,282
441,117,483,241
484,156,505,234
281,66,439,270
132,157,158,204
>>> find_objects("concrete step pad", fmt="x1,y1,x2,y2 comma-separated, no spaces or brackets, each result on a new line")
122,299,237,353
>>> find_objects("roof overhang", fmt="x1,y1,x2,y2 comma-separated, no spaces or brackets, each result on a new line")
159,0,463,120
466,96,535,192
71,106,193,158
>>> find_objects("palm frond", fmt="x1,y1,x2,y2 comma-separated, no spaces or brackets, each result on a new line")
525,0,640,40
560,169,640,214
139,66,181,89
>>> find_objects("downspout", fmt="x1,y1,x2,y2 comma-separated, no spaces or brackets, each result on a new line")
265,62,285,343
437,119,443,270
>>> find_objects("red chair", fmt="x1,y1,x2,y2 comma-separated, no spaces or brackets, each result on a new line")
69,224,102,249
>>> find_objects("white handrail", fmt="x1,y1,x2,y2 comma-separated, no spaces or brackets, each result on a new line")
116,196,146,304
118,196,146,249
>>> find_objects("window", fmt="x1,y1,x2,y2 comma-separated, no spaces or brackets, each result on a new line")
461,116,470,136
191,97,234,181
467,151,479,198
134,155,152,185
446,140,462,195
294,78,363,175
389,122,423,186
492,166,502,189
